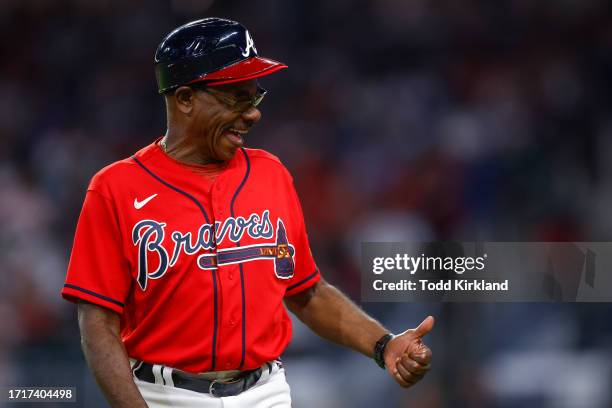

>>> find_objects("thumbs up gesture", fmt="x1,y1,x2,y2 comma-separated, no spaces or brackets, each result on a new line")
383,316,434,388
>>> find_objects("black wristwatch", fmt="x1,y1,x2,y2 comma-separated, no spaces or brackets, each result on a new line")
373,333,394,369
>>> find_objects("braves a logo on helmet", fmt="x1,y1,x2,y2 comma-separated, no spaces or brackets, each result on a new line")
132,211,294,290
241,30,257,57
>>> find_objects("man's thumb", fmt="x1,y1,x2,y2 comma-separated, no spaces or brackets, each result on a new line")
413,315,435,338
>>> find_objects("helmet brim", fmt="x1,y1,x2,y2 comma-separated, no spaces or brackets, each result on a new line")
186,56,288,87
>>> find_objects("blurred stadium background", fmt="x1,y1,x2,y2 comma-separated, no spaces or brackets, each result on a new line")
2,0,612,407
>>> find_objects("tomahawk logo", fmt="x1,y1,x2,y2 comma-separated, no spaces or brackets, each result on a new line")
197,219,295,279
241,30,257,57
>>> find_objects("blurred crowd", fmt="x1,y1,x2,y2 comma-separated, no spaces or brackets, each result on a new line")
2,0,612,407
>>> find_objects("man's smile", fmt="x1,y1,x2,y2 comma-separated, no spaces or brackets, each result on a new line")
224,127,249,147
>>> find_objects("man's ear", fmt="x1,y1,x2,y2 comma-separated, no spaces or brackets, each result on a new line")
174,86,195,115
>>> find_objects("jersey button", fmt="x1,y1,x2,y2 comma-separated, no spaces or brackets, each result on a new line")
225,362,232,369
228,272,234,280
229,319,236,327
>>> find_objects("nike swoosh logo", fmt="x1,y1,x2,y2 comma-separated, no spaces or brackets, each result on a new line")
134,194,158,210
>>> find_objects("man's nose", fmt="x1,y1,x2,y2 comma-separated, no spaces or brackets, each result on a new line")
241,106,262,125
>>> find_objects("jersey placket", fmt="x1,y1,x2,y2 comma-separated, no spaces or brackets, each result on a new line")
211,175,244,371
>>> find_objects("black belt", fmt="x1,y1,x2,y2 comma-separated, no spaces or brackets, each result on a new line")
133,361,276,398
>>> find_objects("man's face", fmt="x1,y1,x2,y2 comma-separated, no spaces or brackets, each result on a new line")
189,79,263,162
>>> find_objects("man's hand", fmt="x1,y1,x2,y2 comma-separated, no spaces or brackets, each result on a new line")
285,280,434,388
383,316,434,388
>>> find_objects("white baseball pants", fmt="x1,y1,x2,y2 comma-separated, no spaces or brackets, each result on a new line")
132,361,292,408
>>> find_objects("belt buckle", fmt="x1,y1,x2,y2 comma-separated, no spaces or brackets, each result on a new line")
208,379,220,397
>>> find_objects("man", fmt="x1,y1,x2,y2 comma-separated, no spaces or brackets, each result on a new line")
62,18,433,407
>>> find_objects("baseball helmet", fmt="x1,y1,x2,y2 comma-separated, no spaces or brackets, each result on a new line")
155,18,288,93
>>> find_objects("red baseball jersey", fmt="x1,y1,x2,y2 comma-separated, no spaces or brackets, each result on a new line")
62,139,320,373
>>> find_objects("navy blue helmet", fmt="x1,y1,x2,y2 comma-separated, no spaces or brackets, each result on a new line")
155,18,287,93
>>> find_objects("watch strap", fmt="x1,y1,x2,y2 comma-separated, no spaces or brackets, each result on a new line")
373,333,394,369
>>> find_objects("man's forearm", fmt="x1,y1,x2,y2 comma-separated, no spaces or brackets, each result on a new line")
78,304,148,408
285,280,388,358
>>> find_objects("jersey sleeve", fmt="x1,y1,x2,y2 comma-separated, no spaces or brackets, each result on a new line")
284,180,321,297
61,187,132,314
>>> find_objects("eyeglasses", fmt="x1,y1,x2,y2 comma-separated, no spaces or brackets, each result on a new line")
202,86,267,111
